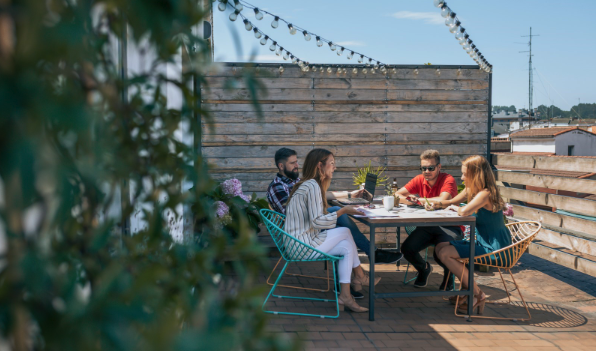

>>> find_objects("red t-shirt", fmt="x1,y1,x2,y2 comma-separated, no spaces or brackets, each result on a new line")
404,173,458,199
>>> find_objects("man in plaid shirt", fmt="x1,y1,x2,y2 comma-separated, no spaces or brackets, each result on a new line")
266,148,300,214
266,148,403,299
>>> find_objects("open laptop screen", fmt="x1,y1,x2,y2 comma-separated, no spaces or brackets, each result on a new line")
362,173,377,202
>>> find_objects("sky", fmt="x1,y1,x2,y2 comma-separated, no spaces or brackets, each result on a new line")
212,0,596,111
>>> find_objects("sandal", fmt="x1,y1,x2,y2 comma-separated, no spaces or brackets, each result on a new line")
456,292,487,315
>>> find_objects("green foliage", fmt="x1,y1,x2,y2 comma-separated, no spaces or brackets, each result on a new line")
495,103,596,120
0,1,295,350
352,161,388,187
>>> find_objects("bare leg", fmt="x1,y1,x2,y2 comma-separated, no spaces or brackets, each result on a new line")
339,283,352,300
436,245,482,296
353,265,365,279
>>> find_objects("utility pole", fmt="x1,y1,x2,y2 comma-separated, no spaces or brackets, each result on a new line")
520,27,539,129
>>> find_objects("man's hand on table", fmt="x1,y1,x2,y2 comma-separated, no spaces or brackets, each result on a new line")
401,195,419,206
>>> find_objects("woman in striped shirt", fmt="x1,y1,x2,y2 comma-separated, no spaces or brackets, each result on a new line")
285,149,380,313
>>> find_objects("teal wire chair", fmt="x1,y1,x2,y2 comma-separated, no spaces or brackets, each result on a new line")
260,209,343,319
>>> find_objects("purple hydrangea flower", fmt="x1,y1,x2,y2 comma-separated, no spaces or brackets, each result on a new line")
240,194,251,202
214,201,229,218
221,178,243,197
503,203,514,217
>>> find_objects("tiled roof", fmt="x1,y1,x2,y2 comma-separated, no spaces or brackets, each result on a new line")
510,126,596,138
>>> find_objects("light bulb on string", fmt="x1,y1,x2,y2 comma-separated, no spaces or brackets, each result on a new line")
455,27,465,41
352,67,358,74
279,65,284,73
347,51,354,60
441,5,451,18
243,20,252,31
381,66,387,73
254,8,263,20
253,28,261,39
303,65,310,72
337,67,342,74
303,31,311,41
366,58,372,67
414,68,419,75
276,46,282,56
371,68,376,74
436,68,441,76
459,34,469,45
283,51,289,60
218,0,227,12
434,0,445,8
316,36,323,47
319,66,323,72
392,67,397,74
291,56,297,64
269,41,277,51
362,68,368,74
260,36,268,45
327,67,332,73
464,39,472,50
343,68,348,74
374,61,380,70
271,16,279,28
358,55,364,63
288,23,297,35
445,12,456,27
328,42,336,51
449,21,460,33
233,0,243,12
457,67,462,75
312,66,317,72
337,47,344,56
229,10,239,21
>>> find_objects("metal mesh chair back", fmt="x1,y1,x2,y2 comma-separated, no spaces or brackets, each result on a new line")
260,209,341,263
465,221,541,268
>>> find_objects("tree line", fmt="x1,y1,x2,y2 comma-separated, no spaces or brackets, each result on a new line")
493,103,596,120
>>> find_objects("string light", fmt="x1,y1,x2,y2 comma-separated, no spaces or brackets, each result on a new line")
253,27,262,39
434,1,492,72
303,30,311,41
254,7,263,20
260,35,268,45
229,10,239,21
243,19,252,31
225,0,387,68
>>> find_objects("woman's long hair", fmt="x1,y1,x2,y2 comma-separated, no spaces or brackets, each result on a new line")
463,155,504,213
287,149,334,212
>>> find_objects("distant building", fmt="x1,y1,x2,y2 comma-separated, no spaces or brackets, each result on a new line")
510,127,596,156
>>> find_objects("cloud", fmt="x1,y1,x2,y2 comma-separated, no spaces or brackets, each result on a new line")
390,11,444,25
336,41,366,47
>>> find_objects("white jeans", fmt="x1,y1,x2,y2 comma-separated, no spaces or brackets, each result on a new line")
316,227,361,284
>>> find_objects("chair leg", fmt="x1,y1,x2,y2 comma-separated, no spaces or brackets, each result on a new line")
497,268,513,304
403,247,428,285
267,257,333,292
507,268,532,321
262,259,341,319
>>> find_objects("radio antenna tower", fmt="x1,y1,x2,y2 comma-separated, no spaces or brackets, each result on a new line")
520,27,539,129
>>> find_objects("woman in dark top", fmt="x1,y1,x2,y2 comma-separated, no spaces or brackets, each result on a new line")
429,155,512,315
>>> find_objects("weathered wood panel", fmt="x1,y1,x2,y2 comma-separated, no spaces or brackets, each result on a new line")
499,187,596,217
511,204,596,237
493,154,596,173
204,65,489,193
496,171,596,194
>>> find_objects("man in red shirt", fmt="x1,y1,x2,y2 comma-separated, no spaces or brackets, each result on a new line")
395,150,463,290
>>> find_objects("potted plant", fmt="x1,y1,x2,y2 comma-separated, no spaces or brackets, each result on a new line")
352,161,388,189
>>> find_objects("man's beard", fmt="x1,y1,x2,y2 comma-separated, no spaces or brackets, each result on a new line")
284,166,299,180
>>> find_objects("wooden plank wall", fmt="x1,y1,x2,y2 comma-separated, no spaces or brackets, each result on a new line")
202,64,489,198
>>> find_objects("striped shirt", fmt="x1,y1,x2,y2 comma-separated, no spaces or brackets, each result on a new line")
284,179,338,249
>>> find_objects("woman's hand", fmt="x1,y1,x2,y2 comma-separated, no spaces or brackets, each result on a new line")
339,205,365,216
445,205,460,213
350,189,364,198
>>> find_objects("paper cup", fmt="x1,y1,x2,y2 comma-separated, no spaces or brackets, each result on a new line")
383,196,394,211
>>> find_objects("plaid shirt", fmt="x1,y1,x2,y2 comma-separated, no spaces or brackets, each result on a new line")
267,173,300,215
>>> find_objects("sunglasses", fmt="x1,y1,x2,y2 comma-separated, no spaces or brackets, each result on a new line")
420,166,437,172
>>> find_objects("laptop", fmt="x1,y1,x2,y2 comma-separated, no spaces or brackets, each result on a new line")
337,173,377,205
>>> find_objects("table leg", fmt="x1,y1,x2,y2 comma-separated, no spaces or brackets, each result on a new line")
467,222,476,322
396,226,402,270
369,225,376,321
